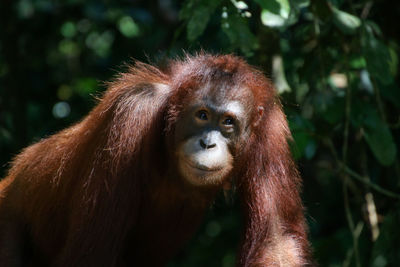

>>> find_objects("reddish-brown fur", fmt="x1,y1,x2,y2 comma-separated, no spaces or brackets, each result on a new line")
0,54,313,266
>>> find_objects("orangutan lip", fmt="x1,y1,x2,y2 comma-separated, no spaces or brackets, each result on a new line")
184,159,223,172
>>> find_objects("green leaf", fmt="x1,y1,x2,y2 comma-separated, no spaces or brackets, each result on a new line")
118,16,139,38
289,115,316,160
60,21,77,38
74,78,98,97
388,44,398,76
256,0,291,28
362,25,393,85
349,55,367,69
292,0,310,9
231,0,248,10
363,115,397,166
351,103,397,165
261,10,286,27
186,6,211,41
331,6,361,34
221,10,258,56
180,0,221,41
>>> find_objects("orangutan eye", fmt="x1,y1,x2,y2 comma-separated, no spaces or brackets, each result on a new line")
223,117,235,126
196,110,208,121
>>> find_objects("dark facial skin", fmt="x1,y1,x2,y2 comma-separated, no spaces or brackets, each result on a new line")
174,85,254,186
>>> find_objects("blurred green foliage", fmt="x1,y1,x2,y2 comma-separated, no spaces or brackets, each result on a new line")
1,0,399,266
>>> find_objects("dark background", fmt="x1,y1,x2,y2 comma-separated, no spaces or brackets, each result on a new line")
1,0,399,266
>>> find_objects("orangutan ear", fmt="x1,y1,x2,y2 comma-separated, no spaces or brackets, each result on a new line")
253,106,264,127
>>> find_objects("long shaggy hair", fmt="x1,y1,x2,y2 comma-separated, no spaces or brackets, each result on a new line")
0,53,312,266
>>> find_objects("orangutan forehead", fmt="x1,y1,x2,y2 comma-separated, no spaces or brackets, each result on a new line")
197,80,252,97
196,100,246,116
195,83,254,108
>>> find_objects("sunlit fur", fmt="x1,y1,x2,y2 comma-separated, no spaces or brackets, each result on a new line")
0,53,313,266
